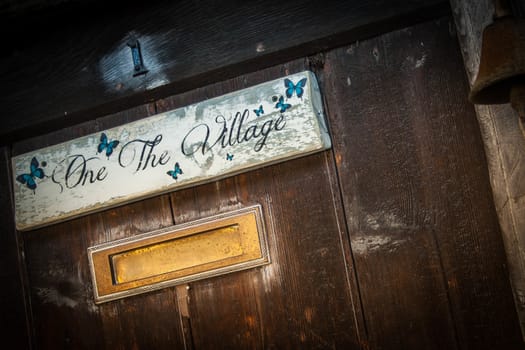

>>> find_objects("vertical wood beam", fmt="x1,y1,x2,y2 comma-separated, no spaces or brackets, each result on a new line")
450,0,525,340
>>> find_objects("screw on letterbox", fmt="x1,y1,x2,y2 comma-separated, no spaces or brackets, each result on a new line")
127,39,148,77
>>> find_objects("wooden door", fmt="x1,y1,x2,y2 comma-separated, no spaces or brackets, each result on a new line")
6,16,524,350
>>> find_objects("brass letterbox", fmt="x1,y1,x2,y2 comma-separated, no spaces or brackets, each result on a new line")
88,205,269,303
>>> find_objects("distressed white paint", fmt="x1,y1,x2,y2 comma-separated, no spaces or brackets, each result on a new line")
12,71,331,231
351,235,407,255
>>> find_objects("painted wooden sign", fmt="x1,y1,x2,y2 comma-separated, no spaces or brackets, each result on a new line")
12,71,331,231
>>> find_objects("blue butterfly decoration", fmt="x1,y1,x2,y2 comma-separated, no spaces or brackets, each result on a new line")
284,77,307,99
16,157,45,191
226,153,234,161
275,95,291,113
253,105,264,117
97,133,120,158
167,162,183,180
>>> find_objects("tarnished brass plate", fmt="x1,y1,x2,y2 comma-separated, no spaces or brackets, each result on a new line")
88,205,269,303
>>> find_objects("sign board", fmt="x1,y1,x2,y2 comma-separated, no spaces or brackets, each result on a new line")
12,70,331,231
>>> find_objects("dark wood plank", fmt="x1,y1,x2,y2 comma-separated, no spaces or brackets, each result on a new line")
323,16,523,349
20,104,187,349
0,0,450,145
11,97,156,156
402,17,525,349
92,197,186,350
156,64,366,348
23,215,108,349
0,146,31,349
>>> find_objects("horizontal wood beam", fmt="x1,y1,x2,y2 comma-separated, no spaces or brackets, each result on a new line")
1,0,449,145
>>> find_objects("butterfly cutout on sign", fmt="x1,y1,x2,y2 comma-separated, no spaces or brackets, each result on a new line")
97,133,120,158
274,96,291,113
284,77,307,99
16,157,46,192
253,105,264,117
167,162,183,180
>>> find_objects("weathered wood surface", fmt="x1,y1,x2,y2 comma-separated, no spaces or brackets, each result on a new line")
167,154,366,349
323,17,523,349
12,71,330,231
0,0,449,145
450,0,525,339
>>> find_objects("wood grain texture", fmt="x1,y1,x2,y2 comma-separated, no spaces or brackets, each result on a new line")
0,0,449,144
323,16,523,349
157,64,366,349
168,155,366,349
450,0,525,339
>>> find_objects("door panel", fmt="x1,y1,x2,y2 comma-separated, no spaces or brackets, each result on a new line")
13,16,523,350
